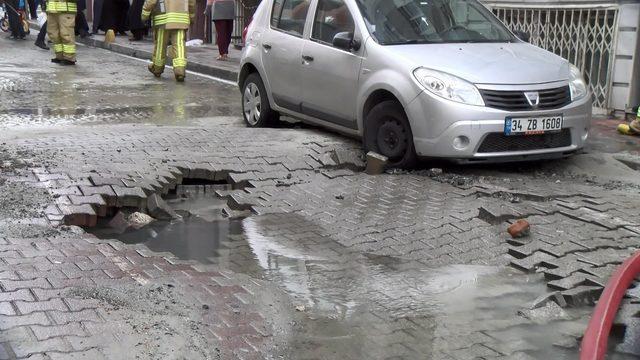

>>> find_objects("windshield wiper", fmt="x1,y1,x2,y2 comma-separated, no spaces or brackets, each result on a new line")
383,39,434,45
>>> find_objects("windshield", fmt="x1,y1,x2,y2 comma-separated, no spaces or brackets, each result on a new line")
355,0,516,44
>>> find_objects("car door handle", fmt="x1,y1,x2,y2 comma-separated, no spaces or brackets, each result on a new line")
262,43,272,50
302,55,314,62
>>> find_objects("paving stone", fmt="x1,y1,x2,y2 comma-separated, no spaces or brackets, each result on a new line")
561,286,603,306
111,185,146,208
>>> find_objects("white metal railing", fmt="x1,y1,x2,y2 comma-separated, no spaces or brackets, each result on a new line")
490,5,619,110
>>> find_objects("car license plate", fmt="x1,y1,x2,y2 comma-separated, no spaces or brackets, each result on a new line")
504,115,563,136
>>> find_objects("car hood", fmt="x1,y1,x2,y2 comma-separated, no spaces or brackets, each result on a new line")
389,42,569,85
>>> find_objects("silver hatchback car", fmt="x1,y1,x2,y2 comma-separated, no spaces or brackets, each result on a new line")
238,0,592,166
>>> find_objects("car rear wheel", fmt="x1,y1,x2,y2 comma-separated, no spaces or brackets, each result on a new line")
364,101,417,169
242,73,279,127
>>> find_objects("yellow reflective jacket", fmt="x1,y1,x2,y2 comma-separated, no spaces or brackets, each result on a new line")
141,0,195,30
46,0,77,14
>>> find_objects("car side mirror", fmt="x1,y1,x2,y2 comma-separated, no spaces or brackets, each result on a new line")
513,30,530,43
333,32,361,52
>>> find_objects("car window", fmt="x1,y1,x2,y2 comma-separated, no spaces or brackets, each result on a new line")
311,0,355,45
271,0,311,37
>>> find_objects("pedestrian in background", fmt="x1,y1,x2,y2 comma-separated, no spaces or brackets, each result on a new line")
96,0,129,42
74,0,90,38
26,0,36,19
206,0,234,61
127,0,148,41
5,0,26,39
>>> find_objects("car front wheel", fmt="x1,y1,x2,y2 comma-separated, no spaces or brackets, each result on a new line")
364,100,417,169
242,73,279,127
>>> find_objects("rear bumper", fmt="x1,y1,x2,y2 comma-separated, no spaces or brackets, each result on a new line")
406,89,592,161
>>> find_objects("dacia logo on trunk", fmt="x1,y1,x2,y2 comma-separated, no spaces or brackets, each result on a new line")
524,91,540,107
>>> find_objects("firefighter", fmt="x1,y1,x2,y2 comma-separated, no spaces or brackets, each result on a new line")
46,0,77,65
141,0,194,82
617,107,640,136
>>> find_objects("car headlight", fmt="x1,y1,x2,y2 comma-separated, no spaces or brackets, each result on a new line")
413,67,484,106
569,64,588,101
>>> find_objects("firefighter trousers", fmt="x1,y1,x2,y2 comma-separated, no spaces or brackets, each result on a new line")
47,13,76,62
149,27,187,78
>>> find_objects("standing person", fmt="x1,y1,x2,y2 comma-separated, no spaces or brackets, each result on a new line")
127,0,147,41
207,0,234,60
5,0,26,39
141,0,195,82
46,0,77,65
74,0,90,37
97,0,129,39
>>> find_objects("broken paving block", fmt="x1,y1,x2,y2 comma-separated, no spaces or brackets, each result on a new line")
530,291,568,309
510,251,558,272
146,194,181,221
365,152,388,175
59,204,97,227
561,285,603,306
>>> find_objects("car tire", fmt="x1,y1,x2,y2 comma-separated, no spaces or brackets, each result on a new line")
242,72,279,127
364,100,417,169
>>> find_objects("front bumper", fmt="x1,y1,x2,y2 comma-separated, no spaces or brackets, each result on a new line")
406,89,592,162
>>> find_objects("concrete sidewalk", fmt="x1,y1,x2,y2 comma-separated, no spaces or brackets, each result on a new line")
31,22,241,81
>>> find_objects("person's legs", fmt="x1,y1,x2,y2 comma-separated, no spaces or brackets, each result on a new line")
7,5,22,38
47,13,63,61
75,11,89,36
59,13,76,63
223,19,233,54
149,26,168,76
214,20,225,57
35,20,48,48
170,29,187,81
27,0,37,19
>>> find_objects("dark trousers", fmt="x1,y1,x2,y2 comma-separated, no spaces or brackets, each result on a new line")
27,0,37,19
7,5,25,38
75,11,89,34
214,19,233,56
37,20,47,42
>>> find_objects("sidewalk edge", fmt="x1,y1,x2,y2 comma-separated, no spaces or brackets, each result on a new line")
29,21,239,83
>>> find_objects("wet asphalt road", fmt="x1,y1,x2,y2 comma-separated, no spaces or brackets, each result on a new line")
2,35,640,359
0,37,242,127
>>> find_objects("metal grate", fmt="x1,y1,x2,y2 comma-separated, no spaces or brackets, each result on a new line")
480,86,572,111
489,5,618,111
478,129,572,153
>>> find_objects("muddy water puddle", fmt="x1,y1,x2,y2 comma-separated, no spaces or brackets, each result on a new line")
91,189,607,358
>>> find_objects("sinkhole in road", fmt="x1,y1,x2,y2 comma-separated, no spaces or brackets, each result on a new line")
91,184,243,264
88,185,635,358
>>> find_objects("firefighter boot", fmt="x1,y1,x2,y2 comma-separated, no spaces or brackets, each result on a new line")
148,63,162,78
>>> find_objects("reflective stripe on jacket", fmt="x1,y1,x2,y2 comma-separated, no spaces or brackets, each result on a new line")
142,0,194,29
46,0,77,13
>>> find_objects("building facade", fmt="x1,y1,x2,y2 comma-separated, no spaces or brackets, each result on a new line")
485,0,640,114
